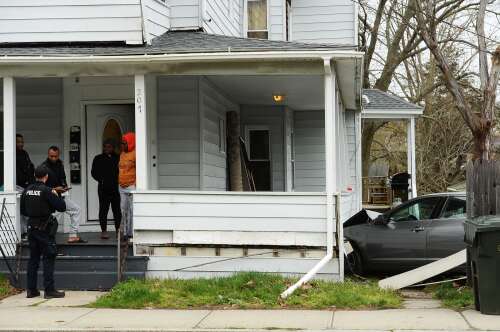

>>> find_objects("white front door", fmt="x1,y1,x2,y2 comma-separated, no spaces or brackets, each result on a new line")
86,104,135,222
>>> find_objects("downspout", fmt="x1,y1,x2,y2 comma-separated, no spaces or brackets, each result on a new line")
281,57,338,299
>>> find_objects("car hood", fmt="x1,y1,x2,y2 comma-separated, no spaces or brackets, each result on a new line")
344,209,381,228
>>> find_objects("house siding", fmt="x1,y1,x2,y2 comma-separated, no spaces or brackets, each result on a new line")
269,0,285,41
293,110,325,192
203,0,243,37
169,0,200,30
157,77,200,190
200,78,236,191
0,0,144,44
240,105,284,191
142,0,170,42
290,0,356,45
0,78,63,167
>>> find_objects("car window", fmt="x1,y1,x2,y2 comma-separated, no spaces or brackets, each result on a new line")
389,197,442,222
441,197,466,219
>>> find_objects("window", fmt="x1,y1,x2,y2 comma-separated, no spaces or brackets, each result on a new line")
247,0,268,39
389,197,442,222
441,197,466,219
248,129,270,161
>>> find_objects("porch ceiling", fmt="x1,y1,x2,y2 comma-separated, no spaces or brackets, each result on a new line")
207,75,324,110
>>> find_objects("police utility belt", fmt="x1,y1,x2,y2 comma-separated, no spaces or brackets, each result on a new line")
28,216,59,236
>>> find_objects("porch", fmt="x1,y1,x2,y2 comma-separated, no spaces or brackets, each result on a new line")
1,31,363,280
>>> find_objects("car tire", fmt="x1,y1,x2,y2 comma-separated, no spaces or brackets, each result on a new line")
346,246,364,276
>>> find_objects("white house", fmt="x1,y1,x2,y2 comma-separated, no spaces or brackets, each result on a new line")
0,0,400,282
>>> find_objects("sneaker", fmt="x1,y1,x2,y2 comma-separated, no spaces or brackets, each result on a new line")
26,289,40,298
67,237,88,244
44,290,65,299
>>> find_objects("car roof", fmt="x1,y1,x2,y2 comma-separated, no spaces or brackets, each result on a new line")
417,192,466,198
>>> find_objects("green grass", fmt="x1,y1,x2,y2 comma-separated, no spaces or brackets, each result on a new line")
427,283,474,310
0,274,16,300
91,272,402,310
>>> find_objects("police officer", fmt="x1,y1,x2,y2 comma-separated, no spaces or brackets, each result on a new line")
21,165,66,299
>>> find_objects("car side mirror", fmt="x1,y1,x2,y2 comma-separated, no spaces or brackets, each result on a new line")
373,215,388,225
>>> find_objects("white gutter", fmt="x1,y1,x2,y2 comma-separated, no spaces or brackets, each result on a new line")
281,57,339,299
0,50,364,64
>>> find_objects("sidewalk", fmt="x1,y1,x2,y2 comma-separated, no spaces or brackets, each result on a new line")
1,291,500,332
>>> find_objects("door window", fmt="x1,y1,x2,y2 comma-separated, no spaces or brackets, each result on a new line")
441,197,466,219
102,119,122,154
247,0,268,39
389,197,442,222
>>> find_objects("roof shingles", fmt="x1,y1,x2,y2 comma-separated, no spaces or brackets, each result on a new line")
363,89,422,110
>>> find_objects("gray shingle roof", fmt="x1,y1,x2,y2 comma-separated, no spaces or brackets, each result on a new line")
0,31,355,57
363,89,422,110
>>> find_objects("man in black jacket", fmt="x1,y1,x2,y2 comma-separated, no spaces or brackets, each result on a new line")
21,165,66,299
42,146,85,243
91,139,121,239
16,134,35,189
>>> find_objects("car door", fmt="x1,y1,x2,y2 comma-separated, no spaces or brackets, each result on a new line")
426,196,467,261
364,196,444,272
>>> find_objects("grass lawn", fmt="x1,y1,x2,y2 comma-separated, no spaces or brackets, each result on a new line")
427,283,474,310
0,274,18,300
91,272,402,310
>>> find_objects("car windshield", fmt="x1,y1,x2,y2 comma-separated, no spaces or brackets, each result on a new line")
441,196,466,219
389,197,441,222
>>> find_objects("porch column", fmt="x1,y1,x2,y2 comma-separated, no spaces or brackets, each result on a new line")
284,107,293,192
135,74,149,190
407,117,417,198
3,77,16,192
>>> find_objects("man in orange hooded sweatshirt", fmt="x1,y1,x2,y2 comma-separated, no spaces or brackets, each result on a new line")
119,132,136,239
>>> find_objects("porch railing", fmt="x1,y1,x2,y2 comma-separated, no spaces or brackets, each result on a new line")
0,198,21,285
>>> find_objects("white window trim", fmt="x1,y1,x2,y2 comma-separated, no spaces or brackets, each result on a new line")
244,0,270,39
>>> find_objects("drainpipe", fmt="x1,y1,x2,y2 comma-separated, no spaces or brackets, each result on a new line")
281,57,338,299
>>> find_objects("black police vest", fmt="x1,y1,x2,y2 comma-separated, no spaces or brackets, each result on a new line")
21,183,53,223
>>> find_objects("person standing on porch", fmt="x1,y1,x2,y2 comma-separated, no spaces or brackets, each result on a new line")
16,133,35,237
91,139,121,240
42,146,86,244
119,132,136,239
118,133,135,238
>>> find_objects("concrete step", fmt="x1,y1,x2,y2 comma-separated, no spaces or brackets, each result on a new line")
19,241,134,257
13,271,146,290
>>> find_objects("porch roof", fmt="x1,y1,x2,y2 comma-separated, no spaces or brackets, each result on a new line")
361,89,423,119
0,31,355,57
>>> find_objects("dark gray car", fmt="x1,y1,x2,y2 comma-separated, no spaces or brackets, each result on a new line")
344,193,466,275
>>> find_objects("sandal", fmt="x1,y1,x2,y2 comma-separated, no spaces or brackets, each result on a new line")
67,237,88,244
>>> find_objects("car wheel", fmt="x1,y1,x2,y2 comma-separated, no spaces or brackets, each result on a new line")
346,246,364,276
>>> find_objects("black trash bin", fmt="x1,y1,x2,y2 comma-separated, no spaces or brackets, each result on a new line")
464,216,500,315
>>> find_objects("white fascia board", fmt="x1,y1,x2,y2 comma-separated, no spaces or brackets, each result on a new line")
361,108,423,119
0,50,364,64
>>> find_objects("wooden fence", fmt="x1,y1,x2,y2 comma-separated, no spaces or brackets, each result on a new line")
466,160,500,218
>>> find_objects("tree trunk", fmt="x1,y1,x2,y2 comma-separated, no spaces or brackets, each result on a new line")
227,111,243,191
362,121,385,176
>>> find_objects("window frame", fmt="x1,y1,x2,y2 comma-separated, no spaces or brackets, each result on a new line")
245,0,270,39
439,195,467,219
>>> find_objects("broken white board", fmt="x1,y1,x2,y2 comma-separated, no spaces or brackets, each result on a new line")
378,249,466,290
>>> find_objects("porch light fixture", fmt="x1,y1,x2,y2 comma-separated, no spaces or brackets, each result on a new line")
273,94,285,103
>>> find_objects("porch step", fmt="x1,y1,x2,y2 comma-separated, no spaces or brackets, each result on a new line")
19,242,134,257
0,256,148,290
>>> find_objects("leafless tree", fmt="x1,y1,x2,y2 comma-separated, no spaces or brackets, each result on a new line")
414,0,500,160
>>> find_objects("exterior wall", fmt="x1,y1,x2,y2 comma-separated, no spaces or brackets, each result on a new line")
157,76,200,190
169,0,200,30
0,78,63,167
290,0,356,45
269,0,286,41
240,105,284,191
142,0,171,42
293,110,325,192
200,78,236,191
0,0,144,44
203,0,243,37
